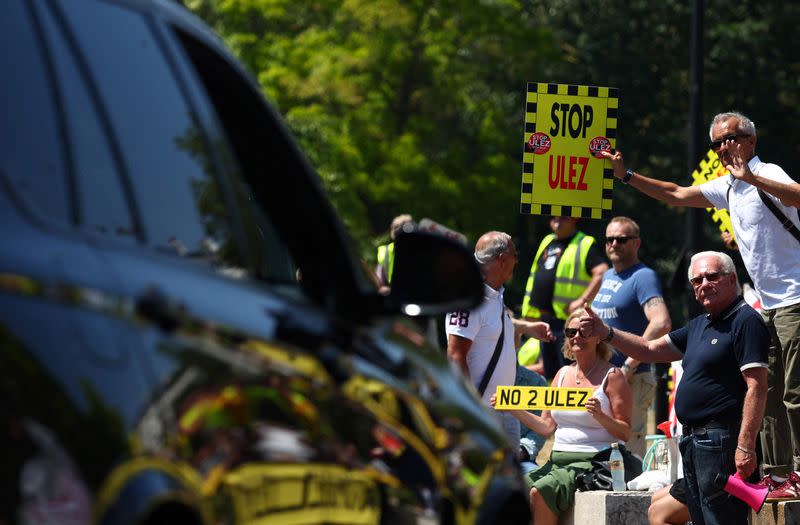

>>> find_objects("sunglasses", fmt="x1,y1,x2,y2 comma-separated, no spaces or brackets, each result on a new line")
564,327,584,338
605,235,637,245
689,271,726,287
709,134,745,152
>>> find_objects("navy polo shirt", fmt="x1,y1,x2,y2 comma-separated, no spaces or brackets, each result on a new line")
666,297,769,426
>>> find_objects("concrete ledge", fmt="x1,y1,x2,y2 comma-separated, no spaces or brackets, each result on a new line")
562,491,800,525
563,490,651,525
751,500,800,525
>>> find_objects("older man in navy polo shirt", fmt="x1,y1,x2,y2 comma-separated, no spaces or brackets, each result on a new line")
579,251,768,525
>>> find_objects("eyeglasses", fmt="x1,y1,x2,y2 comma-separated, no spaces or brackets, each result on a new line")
689,271,726,287
605,236,637,245
709,134,745,152
564,327,583,338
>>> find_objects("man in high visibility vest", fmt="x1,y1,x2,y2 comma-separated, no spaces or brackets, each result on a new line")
520,216,608,379
376,214,415,290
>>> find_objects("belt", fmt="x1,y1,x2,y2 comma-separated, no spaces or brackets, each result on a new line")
682,417,740,437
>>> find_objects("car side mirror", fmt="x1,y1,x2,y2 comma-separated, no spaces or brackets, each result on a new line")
389,231,483,316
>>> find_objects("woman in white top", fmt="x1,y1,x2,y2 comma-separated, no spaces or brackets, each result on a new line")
491,307,632,525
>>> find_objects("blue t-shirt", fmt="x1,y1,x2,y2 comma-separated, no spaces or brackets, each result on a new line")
591,262,662,370
667,297,769,426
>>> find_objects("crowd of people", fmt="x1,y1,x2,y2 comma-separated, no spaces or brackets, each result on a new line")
379,110,800,525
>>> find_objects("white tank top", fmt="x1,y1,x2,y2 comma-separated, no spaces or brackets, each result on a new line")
551,366,622,453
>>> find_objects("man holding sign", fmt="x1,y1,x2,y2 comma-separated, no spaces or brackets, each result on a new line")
601,111,800,498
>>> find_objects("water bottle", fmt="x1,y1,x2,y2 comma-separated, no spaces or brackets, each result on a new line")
609,442,626,491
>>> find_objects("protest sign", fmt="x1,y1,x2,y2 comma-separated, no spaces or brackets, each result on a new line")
520,83,619,219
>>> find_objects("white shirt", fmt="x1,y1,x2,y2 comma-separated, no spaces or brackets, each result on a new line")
552,367,620,452
701,156,800,310
445,284,517,403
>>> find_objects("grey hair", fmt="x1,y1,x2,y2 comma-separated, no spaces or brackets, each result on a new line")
474,231,512,266
688,251,740,293
709,111,756,139
688,251,736,279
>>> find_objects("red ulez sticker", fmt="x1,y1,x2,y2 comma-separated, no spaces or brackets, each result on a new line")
527,132,551,155
589,136,611,158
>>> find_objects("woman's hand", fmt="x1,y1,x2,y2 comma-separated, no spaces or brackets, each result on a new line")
585,396,604,420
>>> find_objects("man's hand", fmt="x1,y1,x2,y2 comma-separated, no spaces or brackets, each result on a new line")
579,303,609,339
513,318,555,343
735,448,757,479
720,141,755,184
721,231,738,251
599,150,627,180
527,321,554,342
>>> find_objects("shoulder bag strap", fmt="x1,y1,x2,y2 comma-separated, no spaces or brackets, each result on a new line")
757,188,800,244
477,306,506,397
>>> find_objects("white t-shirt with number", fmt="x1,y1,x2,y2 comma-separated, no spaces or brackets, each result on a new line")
700,156,800,310
445,284,517,404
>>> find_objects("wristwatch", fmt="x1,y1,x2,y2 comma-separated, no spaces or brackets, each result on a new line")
601,325,615,343
622,169,634,184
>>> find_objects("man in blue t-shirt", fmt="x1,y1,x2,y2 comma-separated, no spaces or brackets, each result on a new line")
579,251,768,525
591,217,672,458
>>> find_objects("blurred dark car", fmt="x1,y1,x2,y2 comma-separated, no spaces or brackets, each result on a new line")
0,1,530,524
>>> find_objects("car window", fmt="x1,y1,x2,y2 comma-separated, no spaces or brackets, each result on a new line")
33,1,137,243
168,27,368,302
0,0,70,225
55,0,282,281
164,26,301,285
155,23,297,285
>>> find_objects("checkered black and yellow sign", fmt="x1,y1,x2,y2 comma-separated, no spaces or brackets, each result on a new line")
690,149,735,238
520,83,619,219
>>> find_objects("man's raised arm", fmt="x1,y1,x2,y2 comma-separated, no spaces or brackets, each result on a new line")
579,303,682,363
599,150,712,208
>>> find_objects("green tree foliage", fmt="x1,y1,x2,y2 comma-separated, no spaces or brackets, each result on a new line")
187,0,558,255
188,0,800,320
526,0,800,320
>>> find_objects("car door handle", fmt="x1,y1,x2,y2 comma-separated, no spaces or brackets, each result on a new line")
135,286,186,332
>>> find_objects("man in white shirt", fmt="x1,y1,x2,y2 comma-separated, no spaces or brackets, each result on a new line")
599,111,800,497
446,231,552,447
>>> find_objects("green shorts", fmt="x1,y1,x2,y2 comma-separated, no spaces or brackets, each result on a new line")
526,450,596,514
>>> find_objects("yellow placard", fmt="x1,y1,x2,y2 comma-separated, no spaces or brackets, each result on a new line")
520,82,619,219
690,149,735,238
494,386,593,411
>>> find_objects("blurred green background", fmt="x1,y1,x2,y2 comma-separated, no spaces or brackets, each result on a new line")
187,0,800,325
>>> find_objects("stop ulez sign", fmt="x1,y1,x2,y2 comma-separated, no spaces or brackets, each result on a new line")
520,82,619,220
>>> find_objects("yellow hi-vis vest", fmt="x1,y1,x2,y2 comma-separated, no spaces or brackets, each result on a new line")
518,336,541,366
521,232,595,321
377,242,395,284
